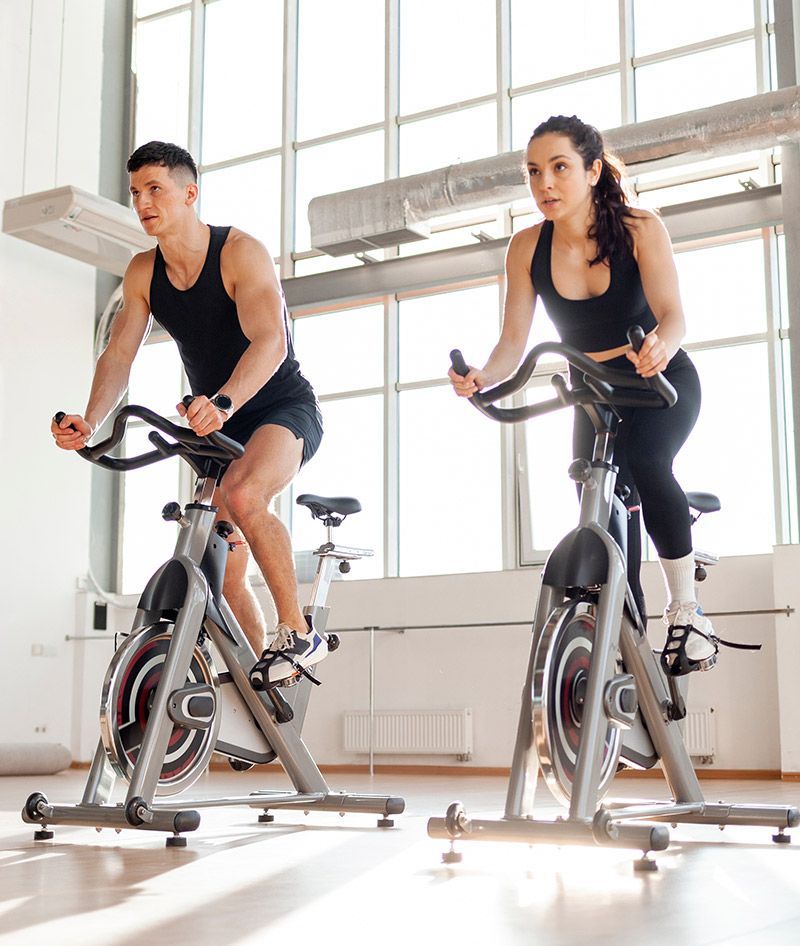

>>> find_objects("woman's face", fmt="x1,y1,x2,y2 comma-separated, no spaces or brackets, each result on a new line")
525,133,601,221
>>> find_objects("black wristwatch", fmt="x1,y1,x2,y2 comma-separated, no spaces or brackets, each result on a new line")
212,393,233,417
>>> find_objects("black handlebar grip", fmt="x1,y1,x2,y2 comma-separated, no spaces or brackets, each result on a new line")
54,411,78,432
450,349,470,377
182,395,195,408
627,325,645,352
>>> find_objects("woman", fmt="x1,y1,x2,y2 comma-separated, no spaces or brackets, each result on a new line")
450,114,716,677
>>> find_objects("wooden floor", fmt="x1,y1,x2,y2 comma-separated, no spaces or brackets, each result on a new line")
1,769,800,946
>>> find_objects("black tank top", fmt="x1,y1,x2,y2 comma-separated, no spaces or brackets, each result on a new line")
149,225,313,413
530,220,658,351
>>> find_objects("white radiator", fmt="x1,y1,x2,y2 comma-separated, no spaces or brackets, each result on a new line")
344,709,473,759
682,707,716,760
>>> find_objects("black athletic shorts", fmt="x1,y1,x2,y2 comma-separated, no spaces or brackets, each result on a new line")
218,394,323,477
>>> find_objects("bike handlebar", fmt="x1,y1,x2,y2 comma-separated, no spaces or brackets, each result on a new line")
54,403,245,472
450,326,677,424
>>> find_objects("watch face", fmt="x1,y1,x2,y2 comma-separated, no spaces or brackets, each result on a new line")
214,394,232,412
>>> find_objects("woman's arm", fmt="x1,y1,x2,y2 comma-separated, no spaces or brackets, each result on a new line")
450,226,539,397
629,211,686,378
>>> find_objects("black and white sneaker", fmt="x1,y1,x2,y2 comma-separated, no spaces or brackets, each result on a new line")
661,603,718,676
254,621,328,686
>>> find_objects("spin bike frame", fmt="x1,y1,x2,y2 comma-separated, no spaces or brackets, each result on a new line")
428,330,799,859
25,405,404,843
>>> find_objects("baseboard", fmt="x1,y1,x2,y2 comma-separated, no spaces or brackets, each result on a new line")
71,760,795,781
617,767,783,781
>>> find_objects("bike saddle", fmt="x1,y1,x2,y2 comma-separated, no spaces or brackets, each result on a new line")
685,491,721,514
296,494,362,520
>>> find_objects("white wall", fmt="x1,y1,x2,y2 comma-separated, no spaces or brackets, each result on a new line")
0,0,104,746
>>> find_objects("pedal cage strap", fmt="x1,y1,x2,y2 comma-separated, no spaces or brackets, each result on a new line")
716,636,762,651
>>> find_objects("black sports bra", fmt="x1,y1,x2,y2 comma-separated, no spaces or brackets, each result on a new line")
530,220,657,351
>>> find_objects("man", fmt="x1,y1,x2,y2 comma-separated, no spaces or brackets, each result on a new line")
52,140,325,685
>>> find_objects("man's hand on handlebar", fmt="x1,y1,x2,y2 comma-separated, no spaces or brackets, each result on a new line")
626,331,669,378
448,364,489,399
177,396,228,438
51,414,94,451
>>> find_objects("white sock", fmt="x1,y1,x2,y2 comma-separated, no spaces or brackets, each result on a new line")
659,552,696,610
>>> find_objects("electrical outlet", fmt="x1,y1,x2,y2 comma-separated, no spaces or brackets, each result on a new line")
34,725,47,733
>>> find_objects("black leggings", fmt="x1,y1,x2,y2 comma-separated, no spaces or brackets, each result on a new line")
572,349,702,616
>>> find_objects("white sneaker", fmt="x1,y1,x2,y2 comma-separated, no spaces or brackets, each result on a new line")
661,602,718,676
250,621,328,688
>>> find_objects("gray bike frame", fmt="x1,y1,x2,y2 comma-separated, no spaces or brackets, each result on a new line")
429,415,799,858
24,472,403,840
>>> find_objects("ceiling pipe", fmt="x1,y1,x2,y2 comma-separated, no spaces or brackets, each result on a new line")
309,86,800,256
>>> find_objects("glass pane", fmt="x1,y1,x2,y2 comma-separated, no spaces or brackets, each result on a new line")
121,426,182,594
399,386,502,576
399,284,500,384
134,12,191,149
523,382,577,553
673,344,775,555
633,0,753,57
291,395,384,578
675,239,767,344
399,0,496,114
200,156,282,256
136,0,181,17
511,74,622,150
297,0,384,140
295,131,384,251
400,104,497,177
128,339,184,417
202,0,283,165
635,152,764,209
635,42,757,123
511,0,619,87
293,304,384,396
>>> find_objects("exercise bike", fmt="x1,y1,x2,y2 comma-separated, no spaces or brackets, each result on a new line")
428,327,798,869
25,403,404,846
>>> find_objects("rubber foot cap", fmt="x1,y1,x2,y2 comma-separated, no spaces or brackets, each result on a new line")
258,813,275,823
33,829,54,841
773,832,791,844
377,818,394,828
633,856,658,872
166,836,188,848
442,850,462,864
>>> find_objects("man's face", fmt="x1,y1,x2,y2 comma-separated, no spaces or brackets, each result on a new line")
129,164,196,236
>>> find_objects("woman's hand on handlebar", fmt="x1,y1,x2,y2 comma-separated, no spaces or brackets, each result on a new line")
448,364,489,398
51,413,94,450
626,330,669,378
177,395,228,438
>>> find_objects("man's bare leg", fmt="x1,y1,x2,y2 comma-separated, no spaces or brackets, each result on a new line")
216,424,306,657
214,499,269,655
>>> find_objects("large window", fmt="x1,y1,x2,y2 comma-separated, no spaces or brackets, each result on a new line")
126,0,793,585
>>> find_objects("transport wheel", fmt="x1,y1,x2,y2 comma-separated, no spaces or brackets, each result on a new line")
25,792,48,821
445,801,466,838
532,600,622,807
100,622,221,796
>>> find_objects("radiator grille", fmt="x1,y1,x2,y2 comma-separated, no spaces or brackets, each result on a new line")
682,707,715,758
344,709,473,758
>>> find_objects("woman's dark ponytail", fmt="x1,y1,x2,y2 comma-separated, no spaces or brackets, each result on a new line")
529,115,634,267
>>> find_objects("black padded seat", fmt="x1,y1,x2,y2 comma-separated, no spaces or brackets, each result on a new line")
296,494,361,519
685,491,721,514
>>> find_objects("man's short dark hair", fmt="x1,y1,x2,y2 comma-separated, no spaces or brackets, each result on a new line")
126,141,198,182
